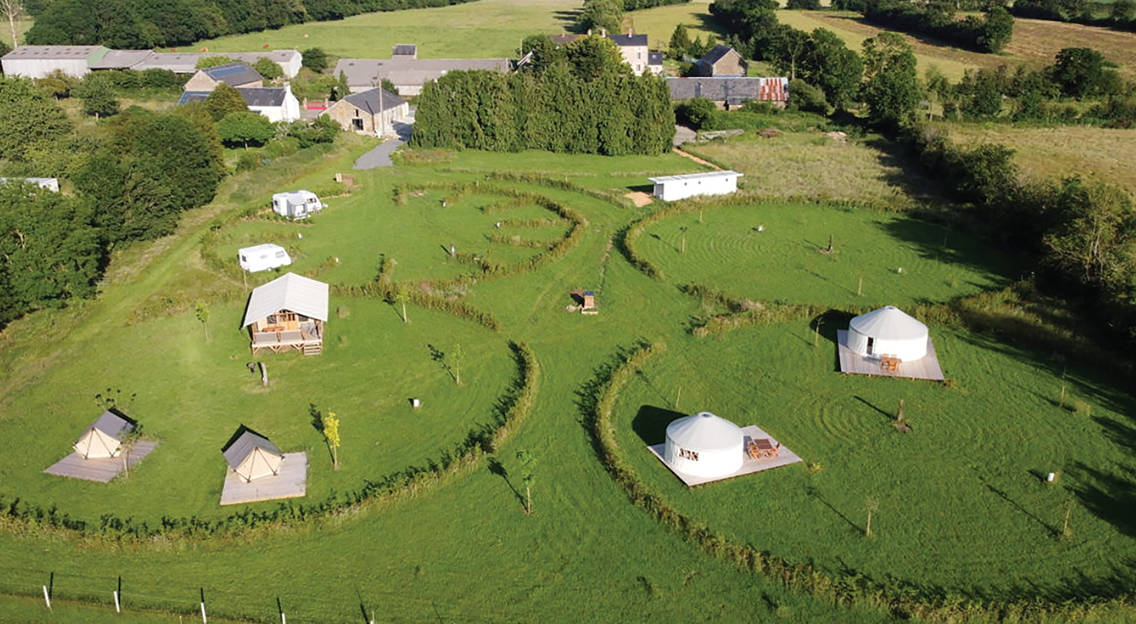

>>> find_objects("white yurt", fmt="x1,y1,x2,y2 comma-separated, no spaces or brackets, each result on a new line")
663,412,744,478
846,305,929,361
222,428,285,483
73,411,135,459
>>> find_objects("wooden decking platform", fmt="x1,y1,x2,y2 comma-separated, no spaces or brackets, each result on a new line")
836,330,945,381
44,441,159,483
647,425,802,487
220,452,308,505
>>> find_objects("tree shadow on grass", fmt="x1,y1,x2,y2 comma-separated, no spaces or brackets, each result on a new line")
875,216,1016,288
805,485,863,535
632,405,685,446
553,10,583,32
488,456,526,511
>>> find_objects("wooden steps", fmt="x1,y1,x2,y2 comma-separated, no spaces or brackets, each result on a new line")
303,342,323,356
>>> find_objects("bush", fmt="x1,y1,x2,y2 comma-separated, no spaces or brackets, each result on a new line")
788,79,828,113
675,97,718,129
217,112,275,149
302,48,329,73
787,0,821,8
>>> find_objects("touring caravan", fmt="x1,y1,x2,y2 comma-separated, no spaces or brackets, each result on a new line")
239,244,292,273
271,190,326,220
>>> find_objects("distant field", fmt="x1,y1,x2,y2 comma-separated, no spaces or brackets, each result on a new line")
192,0,578,59
683,131,935,206
939,123,1136,197
0,18,32,48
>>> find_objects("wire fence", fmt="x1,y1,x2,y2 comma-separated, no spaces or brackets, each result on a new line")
0,564,530,623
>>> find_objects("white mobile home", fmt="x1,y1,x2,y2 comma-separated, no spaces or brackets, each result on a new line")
272,190,325,220
239,244,292,273
648,171,743,202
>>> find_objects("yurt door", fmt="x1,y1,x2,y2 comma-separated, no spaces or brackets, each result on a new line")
866,337,875,355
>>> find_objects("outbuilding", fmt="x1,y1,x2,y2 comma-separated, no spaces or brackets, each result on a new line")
222,427,284,483
648,171,743,202
241,272,329,355
324,87,409,136
272,190,325,219
663,412,745,479
846,305,929,361
73,410,136,460
239,243,292,273
178,85,301,123
182,61,263,91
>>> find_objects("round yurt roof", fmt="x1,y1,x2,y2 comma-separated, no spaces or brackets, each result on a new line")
666,412,743,450
849,305,927,340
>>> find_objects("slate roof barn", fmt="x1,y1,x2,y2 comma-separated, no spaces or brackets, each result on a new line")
695,44,748,77
325,87,410,136
667,77,788,108
183,61,264,91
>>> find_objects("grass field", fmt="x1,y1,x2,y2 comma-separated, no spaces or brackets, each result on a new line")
937,122,1136,197
0,124,1134,623
0,18,32,49
635,202,1013,307
682,130,938,206
192,0,578,59
610,322,1136,597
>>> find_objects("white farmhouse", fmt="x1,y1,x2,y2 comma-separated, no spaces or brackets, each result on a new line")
178,85,301,123
648,171,743,202
272,190,325,220
239,244,292,273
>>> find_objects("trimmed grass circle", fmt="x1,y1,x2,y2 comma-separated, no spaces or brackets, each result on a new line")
635,202,1013,306
610,322,1136,599
0,296,516,524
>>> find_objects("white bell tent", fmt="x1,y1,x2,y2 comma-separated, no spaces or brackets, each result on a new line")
663,412,745,478
222,427,285,483
73,411,136,459
846,305,929,361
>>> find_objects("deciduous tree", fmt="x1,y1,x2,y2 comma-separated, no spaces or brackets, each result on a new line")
218,111,275,149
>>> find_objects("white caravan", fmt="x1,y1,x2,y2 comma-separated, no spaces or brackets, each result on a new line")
239,244,293,273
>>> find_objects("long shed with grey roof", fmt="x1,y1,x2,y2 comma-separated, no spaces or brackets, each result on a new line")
1,45,107,78
667,77,788,108
333,57,511,96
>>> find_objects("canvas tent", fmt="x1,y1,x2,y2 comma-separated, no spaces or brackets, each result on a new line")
272,190,325,220
846,305,929,361
663,412,744,478
222,427,284,483
73,410,136,459
241,272,329,354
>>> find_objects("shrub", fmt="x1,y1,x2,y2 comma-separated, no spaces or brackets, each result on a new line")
788,79,828,113
675,97,718,129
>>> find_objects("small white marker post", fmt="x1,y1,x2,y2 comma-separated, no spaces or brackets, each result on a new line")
200,588,207,624
42,585,51,611
114,590,121,613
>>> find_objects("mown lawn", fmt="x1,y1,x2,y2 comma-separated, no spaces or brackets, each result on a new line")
635,201,1013,307
0,131,1133,623
611,322,1136,597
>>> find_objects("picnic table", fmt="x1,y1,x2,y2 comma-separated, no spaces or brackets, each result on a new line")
879,355,900,372
746,437,780,460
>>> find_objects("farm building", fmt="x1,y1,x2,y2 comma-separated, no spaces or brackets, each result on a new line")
222,427,284,483
2,46,302,79
667,77,788,108
324,87,409,136
183,61,263,91
272,190,325,219
0,177,60,192
0,45,105,78
648,171,743,202
663,412,745,479
241,272,328,355
846,306,929,361
695,45,748,77
238,244,292,273
73,410,136,460
178,86,301,122
333,56,511,96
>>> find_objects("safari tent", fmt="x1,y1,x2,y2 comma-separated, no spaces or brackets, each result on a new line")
222,427,285,483
241,272,329,355
73,410,136,460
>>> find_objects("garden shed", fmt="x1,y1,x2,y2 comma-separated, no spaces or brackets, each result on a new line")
663,412,745,479
73,410,136,459
222,427,284,483
845,305,929,361
272,190,325,220
648,171,743,202
241,272,329,355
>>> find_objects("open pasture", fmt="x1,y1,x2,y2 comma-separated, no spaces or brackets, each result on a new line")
0,296,515,523
611,322,1136,598
210,187,570,287
634,202,1012,306
939,123,1136,198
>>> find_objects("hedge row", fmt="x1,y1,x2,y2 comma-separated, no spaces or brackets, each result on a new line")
0,341,538,543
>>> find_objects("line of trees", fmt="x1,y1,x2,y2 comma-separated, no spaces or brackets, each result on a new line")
1010,0,1136,33
24,0,479,49
859,0,1014,54
413,36,674,156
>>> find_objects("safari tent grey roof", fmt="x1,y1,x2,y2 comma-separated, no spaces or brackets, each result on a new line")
221,427,284,482
241,272,329,328
73,410,136,459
